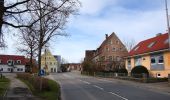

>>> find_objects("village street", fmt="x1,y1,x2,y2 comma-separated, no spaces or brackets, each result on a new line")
47,71,170,100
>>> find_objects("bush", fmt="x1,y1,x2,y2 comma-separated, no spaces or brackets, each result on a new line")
131,65,149,78
17,73,49,91
117,68,128,74
82,60,97,72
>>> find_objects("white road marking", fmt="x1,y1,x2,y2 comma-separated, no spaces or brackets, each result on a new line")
79,80,91,84
109,92,128,100
97,79,112,83
93,85,104,90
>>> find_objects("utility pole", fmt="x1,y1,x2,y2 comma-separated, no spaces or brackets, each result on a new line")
165,0,170,50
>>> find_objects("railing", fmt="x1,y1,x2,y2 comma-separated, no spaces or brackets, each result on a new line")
81,71,168,83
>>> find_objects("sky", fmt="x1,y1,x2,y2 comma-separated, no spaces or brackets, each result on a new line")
1,0,170,63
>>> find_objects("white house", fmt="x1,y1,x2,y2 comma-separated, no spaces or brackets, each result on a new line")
0,55,25,72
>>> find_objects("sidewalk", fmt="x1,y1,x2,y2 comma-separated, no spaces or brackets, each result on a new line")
3,73,41,100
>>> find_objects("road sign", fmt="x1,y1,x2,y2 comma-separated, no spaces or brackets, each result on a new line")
38,69,45,76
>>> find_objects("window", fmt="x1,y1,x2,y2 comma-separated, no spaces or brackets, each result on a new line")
17,68,20,71
8,68,11,71
101,56,105,61
0,68,3,71
106,47,109,52
112,47,116,51
148,42,156,48
0,60,1,64
134,46,140,51
20,68,23,71
151,57,156,64
7,60,14,66
158,56,164,64
128,59,131,65
164,39,169,44
135,57,142,66
109,56,112,61
17,60,21,64
116,40,119,44
157,73,161,78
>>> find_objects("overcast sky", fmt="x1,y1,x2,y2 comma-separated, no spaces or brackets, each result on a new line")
1,0,170,63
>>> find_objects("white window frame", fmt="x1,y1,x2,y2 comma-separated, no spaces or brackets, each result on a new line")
158,55,164,64
17,60,21,64
150,57,156,65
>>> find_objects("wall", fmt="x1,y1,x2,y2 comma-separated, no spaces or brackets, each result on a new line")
0,65,25,72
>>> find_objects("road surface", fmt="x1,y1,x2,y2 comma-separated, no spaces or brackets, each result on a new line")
48,71,170,100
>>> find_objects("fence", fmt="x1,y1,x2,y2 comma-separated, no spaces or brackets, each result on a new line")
81,71,168,83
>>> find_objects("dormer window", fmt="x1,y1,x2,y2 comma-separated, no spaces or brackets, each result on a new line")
17,60,21,64
164,39,169,44
134,46,140,51
148,42,156,48
7,60,14,66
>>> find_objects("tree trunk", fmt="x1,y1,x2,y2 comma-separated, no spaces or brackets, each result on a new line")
0,0,4,40
30,46,33,73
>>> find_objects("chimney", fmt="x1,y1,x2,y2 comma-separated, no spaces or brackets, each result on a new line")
156,33,162,36
105,34,108,39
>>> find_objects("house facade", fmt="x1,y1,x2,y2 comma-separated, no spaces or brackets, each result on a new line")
41,49,60,73
125,33,170,78
68,63,82,71
85,32,128,71
0,55,25,72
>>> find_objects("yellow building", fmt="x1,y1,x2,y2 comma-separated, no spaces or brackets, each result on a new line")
125,33,170,78
41,49,60,73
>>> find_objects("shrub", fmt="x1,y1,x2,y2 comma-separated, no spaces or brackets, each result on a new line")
117,68,128,74
131,65,149,78
17,73,49,91
82,60,97,72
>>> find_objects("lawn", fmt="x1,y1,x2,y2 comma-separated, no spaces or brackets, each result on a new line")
0,76,10,97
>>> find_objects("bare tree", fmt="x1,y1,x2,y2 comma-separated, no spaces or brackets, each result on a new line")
0,0,80,47
26,0,80,71
17,26,38,72
123,39,136,52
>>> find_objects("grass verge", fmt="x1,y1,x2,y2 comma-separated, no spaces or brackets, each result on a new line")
19,77,61,100
0,76,10,96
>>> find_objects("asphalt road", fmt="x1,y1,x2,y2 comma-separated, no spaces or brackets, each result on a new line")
49,71,170,100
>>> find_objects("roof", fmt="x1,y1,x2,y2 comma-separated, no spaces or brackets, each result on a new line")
0,55,25,65
128,33,169,56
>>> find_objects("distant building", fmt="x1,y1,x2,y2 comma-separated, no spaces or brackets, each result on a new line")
85,32,128,71
68,63,82,71
41,49,60,73
54,55,61,72
25,58,38,73
125,33,170,78
0,55,25,72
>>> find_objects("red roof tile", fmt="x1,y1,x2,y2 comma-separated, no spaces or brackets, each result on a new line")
129,33,169,56
0,55,25,65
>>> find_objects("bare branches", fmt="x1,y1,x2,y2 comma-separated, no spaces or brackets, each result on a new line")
5,0,30,10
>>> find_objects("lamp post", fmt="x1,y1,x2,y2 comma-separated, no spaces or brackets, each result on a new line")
165,0,170,50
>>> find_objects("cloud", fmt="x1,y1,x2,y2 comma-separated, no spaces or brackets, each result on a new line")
2,0,170,63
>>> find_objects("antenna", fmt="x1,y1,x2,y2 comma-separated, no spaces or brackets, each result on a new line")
165,0,170,50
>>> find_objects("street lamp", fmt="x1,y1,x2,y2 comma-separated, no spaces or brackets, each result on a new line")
165,0,170,50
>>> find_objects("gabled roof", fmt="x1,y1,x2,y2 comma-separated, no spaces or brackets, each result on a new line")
0,55,25,65
128,33,169,56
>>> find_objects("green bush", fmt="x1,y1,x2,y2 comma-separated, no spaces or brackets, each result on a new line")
131,65,149,78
